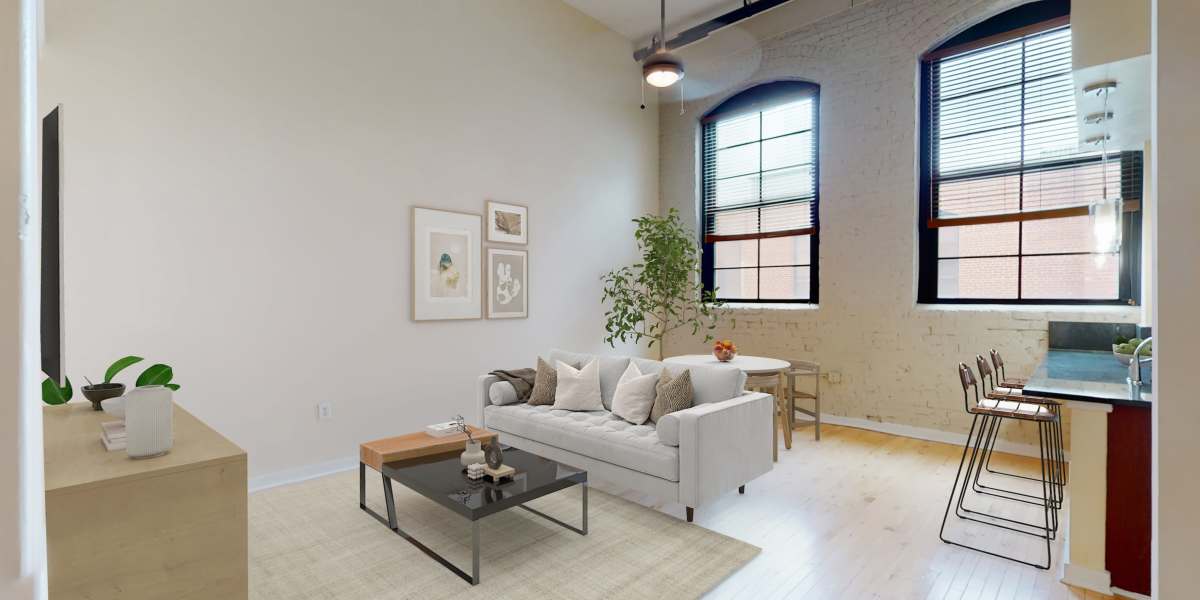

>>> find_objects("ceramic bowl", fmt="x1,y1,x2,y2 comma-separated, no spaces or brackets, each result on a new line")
81,383,125,411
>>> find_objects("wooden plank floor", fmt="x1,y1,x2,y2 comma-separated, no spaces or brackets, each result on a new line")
590,423,1113,600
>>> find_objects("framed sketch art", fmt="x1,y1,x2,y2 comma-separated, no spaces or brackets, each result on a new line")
487,248,528,319
412,207,482,321
486,201,528,245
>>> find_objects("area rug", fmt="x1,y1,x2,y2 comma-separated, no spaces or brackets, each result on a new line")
249,468,759,599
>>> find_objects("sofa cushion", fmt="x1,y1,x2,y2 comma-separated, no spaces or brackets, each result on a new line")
631,358,745,406
650,369,694,423
549,350,630,411
489,381,520,405
610,362,658,425
552,360,604,411
484,403,679,481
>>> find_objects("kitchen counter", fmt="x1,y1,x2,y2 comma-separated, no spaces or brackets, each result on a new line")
1022,349,1152,407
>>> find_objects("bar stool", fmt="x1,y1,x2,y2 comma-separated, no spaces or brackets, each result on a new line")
784,360,821,441
975,354,1067,505
989,349,1027,388
939,362,1060,569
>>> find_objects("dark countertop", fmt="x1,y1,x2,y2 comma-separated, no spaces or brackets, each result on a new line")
1023,349,1152,407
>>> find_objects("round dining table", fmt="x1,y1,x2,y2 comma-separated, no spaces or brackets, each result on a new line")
663,354,792,461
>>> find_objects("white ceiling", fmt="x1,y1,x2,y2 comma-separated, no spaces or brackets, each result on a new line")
564,0,741,42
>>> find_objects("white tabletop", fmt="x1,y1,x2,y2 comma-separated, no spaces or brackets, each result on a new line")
664,354,790,375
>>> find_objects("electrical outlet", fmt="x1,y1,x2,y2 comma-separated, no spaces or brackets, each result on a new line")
317,402,333,420
826,370,842,384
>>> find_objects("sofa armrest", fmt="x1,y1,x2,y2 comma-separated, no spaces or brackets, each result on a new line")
476,374,500,426
674,391,774,508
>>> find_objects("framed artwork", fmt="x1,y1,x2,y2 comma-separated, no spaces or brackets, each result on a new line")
486,201,528,245
412,207,481,321
487,248,528,319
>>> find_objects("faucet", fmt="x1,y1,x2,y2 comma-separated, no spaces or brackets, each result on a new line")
1128,336,1153,385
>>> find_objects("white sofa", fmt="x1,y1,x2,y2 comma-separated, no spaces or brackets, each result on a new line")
477,349,774,522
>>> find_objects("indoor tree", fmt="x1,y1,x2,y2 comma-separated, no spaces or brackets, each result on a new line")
602,208,726,359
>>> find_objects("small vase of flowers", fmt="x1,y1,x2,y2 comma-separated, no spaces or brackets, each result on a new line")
454,415,486,466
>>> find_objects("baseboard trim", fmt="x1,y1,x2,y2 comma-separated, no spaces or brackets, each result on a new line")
1110,587,1151,600
819,414,1062,460
1061,562,1112,596
249,455,358,493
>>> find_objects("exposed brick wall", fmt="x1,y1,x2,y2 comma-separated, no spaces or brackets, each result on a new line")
659,0,1141,448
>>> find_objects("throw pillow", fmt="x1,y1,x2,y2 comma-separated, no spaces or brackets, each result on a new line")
488,381,519,405
610,362,658,425
527,358,561,406
650,369,694,423
552,359,605,411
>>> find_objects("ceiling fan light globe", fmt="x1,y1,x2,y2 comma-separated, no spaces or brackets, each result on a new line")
643,53,685,88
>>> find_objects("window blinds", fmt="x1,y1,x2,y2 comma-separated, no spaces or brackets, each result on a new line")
702,98,817,242
926,22,1141,228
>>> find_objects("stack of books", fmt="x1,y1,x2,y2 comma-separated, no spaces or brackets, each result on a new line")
100,421,127,452
424,421,461,438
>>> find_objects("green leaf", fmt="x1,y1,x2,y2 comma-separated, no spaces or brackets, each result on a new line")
42,376,73,405
136,364,174,387
104,355,144,383
164,383,181,391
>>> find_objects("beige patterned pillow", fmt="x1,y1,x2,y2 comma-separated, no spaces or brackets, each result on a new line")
528,358,579,406
650,369,694,423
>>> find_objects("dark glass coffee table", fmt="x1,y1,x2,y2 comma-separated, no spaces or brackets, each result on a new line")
358,447,587,585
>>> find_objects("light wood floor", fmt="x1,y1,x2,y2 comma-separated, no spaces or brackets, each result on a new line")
591,423,1114,600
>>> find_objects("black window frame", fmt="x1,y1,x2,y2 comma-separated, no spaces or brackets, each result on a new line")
700,81,821,304
917,0,1142,306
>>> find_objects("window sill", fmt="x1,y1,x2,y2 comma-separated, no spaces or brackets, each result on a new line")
717,302,819,311
913,303,1140,316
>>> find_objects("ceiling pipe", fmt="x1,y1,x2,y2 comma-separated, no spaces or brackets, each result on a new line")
632,0,793,62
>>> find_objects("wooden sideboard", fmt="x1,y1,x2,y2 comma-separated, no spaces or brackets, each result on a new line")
44,402,247,600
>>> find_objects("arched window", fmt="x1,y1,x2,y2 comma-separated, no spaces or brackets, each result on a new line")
918,0,1142,304
701,81,819,303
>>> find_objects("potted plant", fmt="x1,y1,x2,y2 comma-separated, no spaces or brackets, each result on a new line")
42,356,181,408
601,208,727,360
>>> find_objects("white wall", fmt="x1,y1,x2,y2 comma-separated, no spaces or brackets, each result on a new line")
659,0,1139,448
3,0,46,597
1151,0,1200,595
39,0,658,483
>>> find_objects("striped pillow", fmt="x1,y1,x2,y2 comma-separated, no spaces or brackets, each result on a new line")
650,369,694,423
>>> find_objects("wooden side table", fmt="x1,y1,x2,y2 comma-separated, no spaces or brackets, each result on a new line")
664,354,792,461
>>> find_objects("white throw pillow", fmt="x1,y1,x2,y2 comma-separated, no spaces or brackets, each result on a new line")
552,359,604,411
610,362,658,425
488,381,519,405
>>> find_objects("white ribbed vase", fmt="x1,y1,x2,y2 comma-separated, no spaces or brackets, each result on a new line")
125,385,173,459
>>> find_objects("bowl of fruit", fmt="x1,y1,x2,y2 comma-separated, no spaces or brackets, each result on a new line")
712,340,737,362
1112,336,1152,366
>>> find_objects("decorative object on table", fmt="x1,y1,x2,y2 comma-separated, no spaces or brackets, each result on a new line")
100,420,127,452
465,463,486,480
453,415,486,466
124,385,174,459
601,208,728,360
485,200,528,245
80,355,142,410
425,420,462,438
41,355,181,406
485,442,504,469
483,462,516,482
412,207,482,321
712,339,737,362
1113,336,1152,365
486,248,528,319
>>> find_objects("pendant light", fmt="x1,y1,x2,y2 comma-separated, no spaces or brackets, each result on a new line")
1085,82,1122,258
643,0,684,88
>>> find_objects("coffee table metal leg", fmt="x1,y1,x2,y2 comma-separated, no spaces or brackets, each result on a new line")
358,462,366,508
471,521,480,585
382,474,398,530
516,481,589,535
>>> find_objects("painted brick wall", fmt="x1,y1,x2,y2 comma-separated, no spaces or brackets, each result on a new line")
659,0,1141,448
